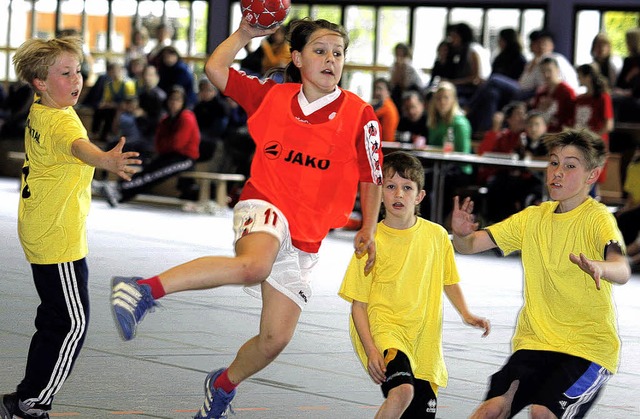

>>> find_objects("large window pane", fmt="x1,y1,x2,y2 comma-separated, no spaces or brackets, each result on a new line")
344,5,374,66
310,5,340,23
34,0,56,39
376,6,409,67
192,1,208,56
413,7,447,71
450,7,483,43
575,10,600,65
603,10,640,57
485,9,521,59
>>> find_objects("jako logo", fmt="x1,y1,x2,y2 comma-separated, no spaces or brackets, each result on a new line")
264,142,282,159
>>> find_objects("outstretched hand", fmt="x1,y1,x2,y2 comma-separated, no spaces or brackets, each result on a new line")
451,196,479,237
569,252,603,290
354,228,376,275
106,137,141,181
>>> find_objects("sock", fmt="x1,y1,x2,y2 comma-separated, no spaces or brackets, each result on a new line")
137,276,166,299
214,369,238,393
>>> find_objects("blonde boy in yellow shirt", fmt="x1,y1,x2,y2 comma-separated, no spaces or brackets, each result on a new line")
339,151,490,419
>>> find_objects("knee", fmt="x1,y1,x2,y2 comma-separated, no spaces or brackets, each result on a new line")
257,330,292,360
530,404,555,419
470,398,507,419
237,258,273,286
387,383,414,410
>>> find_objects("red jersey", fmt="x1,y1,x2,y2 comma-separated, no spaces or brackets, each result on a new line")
155,109,200,160
573,92,613,143
224,69,383,252
531,81,576,133
375,97,400,142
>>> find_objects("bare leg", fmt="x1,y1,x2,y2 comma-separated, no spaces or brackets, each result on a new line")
159,232,280,294
469,380,520,419
375,383,413,419
225,281,302,384
529,404,558,419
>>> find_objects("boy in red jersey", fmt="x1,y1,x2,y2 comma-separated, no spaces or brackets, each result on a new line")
110,18,383,419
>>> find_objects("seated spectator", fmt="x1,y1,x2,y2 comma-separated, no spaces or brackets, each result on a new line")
147,22,174,67
389,43,424,111
92,60,137,142
261,25,290,75
136,64,167,148
443,23,491,106
590,33,623,90
615,151,640,270
104,85,200,206
396,90,428,144
612,28,640,123
371,78,400,142
0,81,33,139
220,97,254,181
428,41,451,91
193,78,231,167
426,81,473,222
109,95,153,161
478,102,543,222
157,45,197,108
127,57,147,92
464,29,578,133
521,110,549,158
530,57,576,133
574,64,614,190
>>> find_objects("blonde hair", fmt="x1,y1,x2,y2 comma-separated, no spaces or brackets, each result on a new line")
427,80,460,128
13,36,84,89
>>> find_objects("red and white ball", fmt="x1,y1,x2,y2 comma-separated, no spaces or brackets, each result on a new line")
241,0,291,30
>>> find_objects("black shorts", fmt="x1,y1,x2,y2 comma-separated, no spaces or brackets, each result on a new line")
486,349,612,418
381,349,437,419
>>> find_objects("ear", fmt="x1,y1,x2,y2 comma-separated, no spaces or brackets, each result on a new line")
33,77,47,92
291,50,302,68
415,189,427,205
586,167,602,185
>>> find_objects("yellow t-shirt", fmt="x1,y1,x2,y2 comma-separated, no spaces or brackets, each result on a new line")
487,198,624,373
623,160,640,205
18,102,94,264
338,218,459,388
103,78,137,103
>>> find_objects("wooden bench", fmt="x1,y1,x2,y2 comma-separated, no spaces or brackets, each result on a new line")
7,151,26,162
178,171,246,213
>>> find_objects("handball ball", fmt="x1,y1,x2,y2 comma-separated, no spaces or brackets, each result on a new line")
241,0,291,29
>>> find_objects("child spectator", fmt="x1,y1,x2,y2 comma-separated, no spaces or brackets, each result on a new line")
109,18,383,419
372,78,400,142
136,64,167,148
530,57,576,133
0,36,139,419
339,151,489,419
93,60,137,142
521,110,548,158
396,90,428,143
452,129,631,419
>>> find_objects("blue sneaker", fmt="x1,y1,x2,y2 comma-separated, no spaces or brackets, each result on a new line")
110,276,157,341
194,368,236,419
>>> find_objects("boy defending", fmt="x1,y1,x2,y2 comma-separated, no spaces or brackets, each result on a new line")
0,37,139,419
339,151,490,418
452,129,631,418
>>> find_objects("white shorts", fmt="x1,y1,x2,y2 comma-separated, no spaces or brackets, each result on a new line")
233,199,318,310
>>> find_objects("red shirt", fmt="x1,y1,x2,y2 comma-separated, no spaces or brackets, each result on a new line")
531,81,576,133
573,92,613,143
155,109,200,160
374,97,400,142
224,69,383,252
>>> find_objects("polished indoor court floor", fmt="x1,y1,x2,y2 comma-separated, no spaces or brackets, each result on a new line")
0,176,638,419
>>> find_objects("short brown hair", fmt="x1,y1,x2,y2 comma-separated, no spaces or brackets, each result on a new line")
543,129,607,170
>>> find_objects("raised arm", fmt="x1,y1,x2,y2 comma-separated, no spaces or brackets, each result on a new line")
71,137,141,181
451,196,496,254
204,19,277,93
351,300,386,384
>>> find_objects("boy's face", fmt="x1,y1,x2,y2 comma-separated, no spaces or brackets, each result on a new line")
541,62,560,84
526,116,547,140
36,51,83,109
546,145,600,211
382,171,425,219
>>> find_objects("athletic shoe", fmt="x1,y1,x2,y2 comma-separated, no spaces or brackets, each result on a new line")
111,276,157,341
194,368,236,419
0,394,49,419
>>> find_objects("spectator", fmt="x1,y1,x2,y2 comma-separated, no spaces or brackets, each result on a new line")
193,78,231,167
261,25,290,75
147,22,174,67
156,45,197,108
0,81,33,140
389,43,424,111
426,81,473,223
136,64,167,149
92,60,137,142
239,43,264,77
371,78,400,142
127,56,147,91
110,95,153,160
104,85,200,206
125,26,150,68
590,33,623,90
396,90,428,144
427,41,451,91
530,56,576,133
521,110,548,158
444,23,491,106
612,28,640,123
615,152,640,270
478,101,543,222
